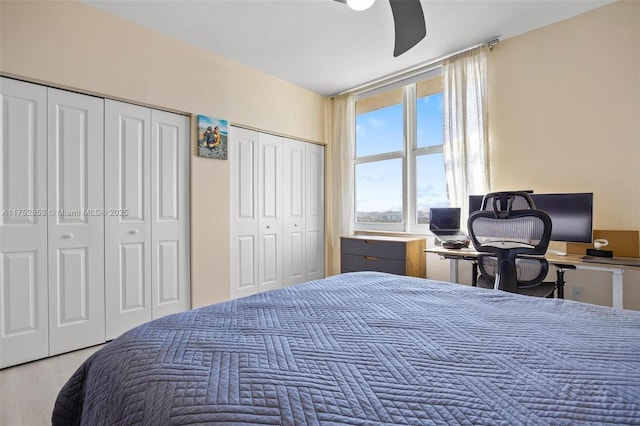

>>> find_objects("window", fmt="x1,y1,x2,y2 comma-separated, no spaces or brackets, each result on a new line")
354,71,446,232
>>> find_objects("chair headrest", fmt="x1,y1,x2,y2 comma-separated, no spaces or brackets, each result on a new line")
481,191,535,219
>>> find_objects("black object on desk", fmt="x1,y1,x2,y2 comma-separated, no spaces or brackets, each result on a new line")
441,240,469,250
586,248,613,258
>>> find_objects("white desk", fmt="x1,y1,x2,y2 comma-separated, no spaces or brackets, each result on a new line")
426,247,640,309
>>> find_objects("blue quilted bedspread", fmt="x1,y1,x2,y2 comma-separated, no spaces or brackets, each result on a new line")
53,272,640,425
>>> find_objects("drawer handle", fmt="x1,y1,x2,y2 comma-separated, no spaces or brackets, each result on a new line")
364,256,378,261
364,240,378,244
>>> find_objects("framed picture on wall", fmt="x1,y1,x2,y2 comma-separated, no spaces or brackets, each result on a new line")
197,115,228,160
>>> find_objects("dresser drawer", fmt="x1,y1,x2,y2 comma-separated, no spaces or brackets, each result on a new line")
341,253,407,275
340,235,426,278
341,238,406,261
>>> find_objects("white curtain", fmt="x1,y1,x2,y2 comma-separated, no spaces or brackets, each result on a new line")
443,46,490,223
327,93,355,273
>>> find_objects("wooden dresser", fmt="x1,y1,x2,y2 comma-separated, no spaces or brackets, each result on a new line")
340,235,426,278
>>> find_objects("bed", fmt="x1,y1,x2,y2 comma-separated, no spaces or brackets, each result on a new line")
53,272,640,425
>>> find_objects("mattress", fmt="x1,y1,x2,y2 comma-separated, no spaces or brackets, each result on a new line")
53,272,640,425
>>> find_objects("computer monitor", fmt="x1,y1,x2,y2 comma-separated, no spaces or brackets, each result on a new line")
468,194,483,214
468,192,593,243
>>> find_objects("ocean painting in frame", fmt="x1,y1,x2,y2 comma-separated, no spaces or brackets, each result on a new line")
197,115,228,160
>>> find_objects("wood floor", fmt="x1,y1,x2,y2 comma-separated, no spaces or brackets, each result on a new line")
0,345,103,426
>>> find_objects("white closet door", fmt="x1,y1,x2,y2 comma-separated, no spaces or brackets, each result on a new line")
47,88,105,355
151,110,190,319
104,100,152,340
0,78,49,368
283,138,306,286
305,143,325,282
230,127,259,299
258,133,283,293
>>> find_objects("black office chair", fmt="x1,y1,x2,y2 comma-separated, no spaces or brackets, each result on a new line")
468,191,555,296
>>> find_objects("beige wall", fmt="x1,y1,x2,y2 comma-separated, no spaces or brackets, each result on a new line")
0,0,328,307
487,0,640,309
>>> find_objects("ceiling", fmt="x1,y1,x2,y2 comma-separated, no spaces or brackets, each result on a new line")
83,0,615,97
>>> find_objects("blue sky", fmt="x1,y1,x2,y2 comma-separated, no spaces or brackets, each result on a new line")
355,93,448,213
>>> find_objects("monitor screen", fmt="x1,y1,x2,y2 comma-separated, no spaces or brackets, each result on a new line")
469,194,483,214
429,208,461,231
468,192,593,243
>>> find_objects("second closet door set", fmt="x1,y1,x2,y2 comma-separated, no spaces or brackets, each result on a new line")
230,126,325,300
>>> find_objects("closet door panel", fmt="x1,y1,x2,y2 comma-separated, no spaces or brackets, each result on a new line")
104,100,151,340
283,139,306,286
305,144,325,281
230,127,259,299
157,240,179,303
0,78,49,368
151,110,189,319
285,142,305,220
287,232,305,279
258,133,282,293
236,235,256,290
119,243,145,307
56,248,88,323
47,88,105,355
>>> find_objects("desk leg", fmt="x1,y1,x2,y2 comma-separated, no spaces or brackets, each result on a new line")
449,258,459,283
612,269,624,309
556,269,565,299
471,262,478,287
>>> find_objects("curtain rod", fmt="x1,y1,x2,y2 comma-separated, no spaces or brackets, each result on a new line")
336,38,499,97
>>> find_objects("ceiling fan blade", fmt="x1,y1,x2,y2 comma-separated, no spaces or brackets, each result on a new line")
389,0,426,57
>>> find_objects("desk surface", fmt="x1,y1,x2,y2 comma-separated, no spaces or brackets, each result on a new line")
425,247,640,270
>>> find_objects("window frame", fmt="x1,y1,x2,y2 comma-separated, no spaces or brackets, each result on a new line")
353,69,444,234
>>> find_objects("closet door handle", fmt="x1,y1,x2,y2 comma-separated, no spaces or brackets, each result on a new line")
129,229,139,235
62,233,73,239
